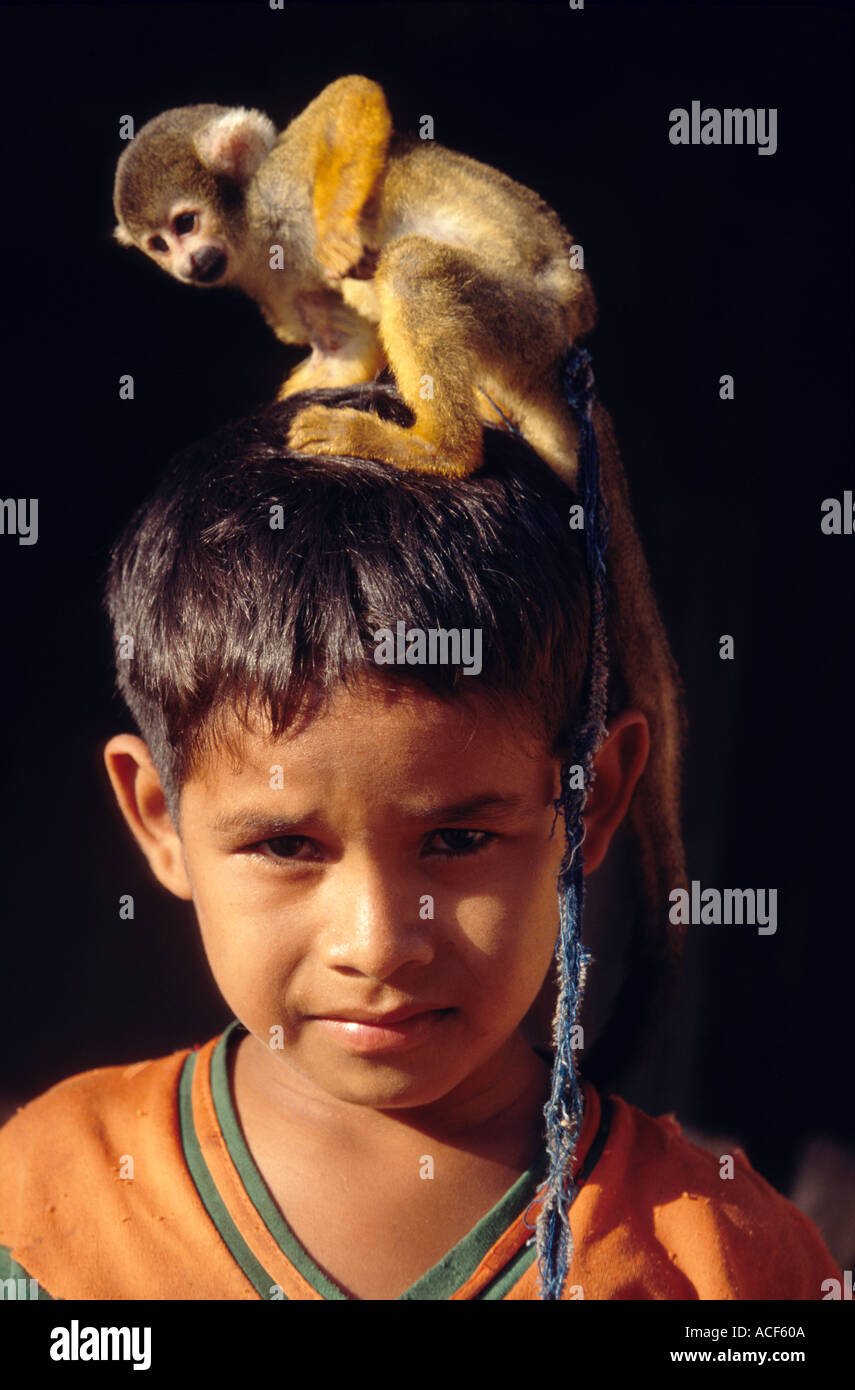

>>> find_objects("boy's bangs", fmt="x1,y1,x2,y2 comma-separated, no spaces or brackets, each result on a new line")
103,386,591,819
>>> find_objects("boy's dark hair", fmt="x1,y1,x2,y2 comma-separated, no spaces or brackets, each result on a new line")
101,378,683,1110
103,383,594,825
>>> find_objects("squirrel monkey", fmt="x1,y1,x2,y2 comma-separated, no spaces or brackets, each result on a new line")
113,75,596,482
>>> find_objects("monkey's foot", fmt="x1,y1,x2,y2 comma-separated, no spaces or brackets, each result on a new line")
288,405,475,478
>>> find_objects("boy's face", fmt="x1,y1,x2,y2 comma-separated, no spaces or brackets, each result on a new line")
175,675,566,1112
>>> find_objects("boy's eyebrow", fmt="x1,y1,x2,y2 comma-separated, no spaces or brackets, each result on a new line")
418,792,531,821
210,809,307,835
209,792,534,835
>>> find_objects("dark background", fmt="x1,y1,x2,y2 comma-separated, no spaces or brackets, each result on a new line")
0,1,851,1206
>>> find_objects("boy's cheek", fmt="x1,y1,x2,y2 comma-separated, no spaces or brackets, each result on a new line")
189,894,304,1009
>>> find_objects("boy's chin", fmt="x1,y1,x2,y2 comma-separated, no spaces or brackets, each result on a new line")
318,1071,460,1111
281,1020,490,1111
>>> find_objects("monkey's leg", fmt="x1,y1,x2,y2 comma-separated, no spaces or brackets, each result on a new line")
290,237,567,475
276,292,386,401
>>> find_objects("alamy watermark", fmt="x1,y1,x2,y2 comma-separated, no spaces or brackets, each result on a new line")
821,492,854,534
50,1320,151,1370
669,881,777,935
373,622,482,676
669,103,777,156
0,497,38,545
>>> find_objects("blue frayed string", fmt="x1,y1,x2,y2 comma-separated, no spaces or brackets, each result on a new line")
475,385,525,440
535,344,610,1300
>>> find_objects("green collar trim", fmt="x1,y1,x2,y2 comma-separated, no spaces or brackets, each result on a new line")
201,1019,547,1301
178,1047,280,1300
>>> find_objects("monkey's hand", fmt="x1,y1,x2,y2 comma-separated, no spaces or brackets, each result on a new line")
316,227,368,282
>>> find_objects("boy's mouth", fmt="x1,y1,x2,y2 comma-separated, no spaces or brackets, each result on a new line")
310,1007,455,1054
321,1004,447,1025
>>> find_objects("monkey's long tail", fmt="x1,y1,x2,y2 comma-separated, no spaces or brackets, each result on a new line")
587,397,689,1087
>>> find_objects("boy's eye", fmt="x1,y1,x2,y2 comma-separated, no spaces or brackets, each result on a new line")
174,212,196,235
257,835,318,863
426,828,493,858
246,829,494,866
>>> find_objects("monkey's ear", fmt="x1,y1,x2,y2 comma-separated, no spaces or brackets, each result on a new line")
194,108,276,183
113,223,135,247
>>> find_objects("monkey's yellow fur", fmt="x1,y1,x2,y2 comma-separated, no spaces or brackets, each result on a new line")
114,76,594,481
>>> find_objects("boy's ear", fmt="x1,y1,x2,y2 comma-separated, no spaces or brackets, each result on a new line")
582,710,650,875
102,734,194,901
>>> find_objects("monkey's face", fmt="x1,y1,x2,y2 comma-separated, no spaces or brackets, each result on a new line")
121,199,235,288
114,105,277,291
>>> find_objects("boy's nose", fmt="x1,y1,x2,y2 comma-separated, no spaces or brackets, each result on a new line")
318,859,436,980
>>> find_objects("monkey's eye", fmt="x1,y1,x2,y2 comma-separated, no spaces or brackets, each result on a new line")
149,235,169,253
174,213,196,236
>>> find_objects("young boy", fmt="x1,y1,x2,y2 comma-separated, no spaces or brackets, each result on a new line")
0,383,841,1300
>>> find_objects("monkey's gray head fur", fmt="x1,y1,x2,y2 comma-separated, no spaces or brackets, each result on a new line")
113,104,277,287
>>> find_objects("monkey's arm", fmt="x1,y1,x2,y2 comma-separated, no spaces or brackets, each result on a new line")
289,76,392,281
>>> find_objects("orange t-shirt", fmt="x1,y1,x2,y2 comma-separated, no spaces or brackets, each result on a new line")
0,1020,841,1300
